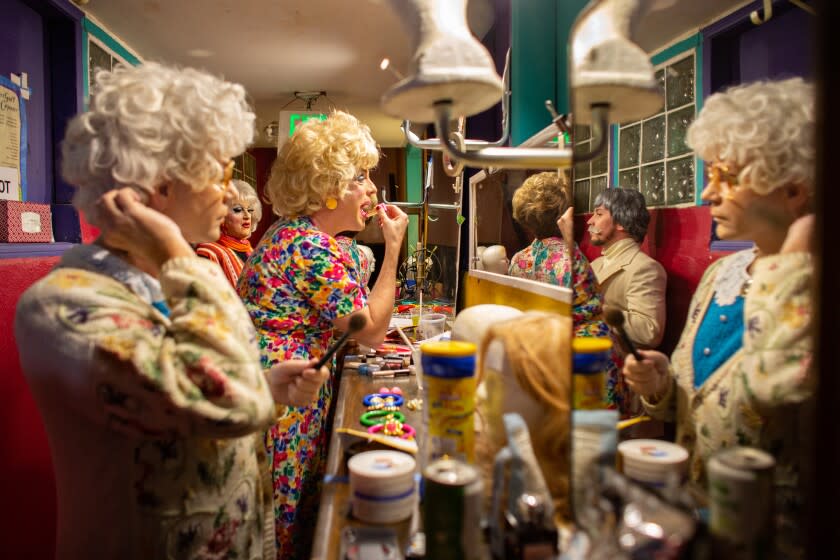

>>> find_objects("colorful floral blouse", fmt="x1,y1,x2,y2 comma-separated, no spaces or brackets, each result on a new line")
14,244,276,560
643,250,814,555
336,235,373,289
238,216,367,560
509,237,610,339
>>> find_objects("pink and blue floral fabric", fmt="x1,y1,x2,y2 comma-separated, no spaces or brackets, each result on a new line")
238,216,366,560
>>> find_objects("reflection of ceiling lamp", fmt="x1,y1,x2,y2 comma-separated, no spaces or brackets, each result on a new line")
263,121,279,143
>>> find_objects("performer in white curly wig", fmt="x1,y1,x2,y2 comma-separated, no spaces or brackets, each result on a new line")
623,77,815,557
15,62,328,560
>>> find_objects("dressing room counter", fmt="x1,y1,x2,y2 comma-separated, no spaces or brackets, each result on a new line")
310,365,424,559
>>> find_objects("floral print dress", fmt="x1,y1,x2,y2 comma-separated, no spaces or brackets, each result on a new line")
335,235,373,289
14,245,276,560
238,216,367,560
509,237,630,412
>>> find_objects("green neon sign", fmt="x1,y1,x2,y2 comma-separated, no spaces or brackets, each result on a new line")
289,112,328,136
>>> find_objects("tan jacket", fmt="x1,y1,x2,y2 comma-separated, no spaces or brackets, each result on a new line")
591,238,667,348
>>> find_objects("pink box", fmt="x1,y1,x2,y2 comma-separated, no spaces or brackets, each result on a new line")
0,201,53,243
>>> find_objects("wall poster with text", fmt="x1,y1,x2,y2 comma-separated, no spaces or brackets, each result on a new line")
0,75,28,201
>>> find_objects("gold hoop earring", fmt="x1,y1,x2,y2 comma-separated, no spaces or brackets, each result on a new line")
325,197,338,210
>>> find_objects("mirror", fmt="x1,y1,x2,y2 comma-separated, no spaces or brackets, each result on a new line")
357,148,464,322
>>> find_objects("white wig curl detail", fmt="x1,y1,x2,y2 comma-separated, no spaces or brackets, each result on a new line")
686,77,815,195
61,62,255,226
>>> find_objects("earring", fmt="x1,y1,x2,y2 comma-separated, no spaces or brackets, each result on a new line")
325,197,338,210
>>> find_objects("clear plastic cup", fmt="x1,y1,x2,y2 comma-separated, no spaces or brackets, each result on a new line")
419,313,447,340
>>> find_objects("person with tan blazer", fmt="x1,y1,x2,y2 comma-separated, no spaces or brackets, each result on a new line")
587,188,667,349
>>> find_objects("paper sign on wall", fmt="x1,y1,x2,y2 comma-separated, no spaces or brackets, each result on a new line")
0,166,19,201
0,76,27,200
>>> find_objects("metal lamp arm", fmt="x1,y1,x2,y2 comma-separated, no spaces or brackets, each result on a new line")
433,103,609,170
572,104,609,163
434,103,570,170
380,189,460,212
402,117,509,150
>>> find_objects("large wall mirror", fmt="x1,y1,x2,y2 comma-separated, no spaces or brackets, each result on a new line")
356,148,464,313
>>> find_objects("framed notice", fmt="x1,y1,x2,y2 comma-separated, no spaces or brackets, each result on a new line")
0,75,28,201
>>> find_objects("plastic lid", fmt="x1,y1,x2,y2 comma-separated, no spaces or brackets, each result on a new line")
572,337,613,354
618,439,689,465
420,340,477,357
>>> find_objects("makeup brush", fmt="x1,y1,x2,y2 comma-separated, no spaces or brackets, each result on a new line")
314,314,367,370
603,306,644,362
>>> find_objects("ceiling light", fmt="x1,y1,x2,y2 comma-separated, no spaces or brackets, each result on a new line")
187,49,214,58
379,58,404,80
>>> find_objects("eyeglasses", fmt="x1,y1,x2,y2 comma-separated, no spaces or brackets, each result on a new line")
706,162,743,195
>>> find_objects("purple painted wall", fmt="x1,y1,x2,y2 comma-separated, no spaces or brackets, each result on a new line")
0,0,48,202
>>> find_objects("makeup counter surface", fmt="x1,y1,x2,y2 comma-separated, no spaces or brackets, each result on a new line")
310,360,423,559
310,344,720,560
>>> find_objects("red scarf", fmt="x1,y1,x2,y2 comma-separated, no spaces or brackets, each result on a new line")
218,232,252,254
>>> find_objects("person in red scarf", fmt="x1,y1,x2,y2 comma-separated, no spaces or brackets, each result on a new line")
196,179,262,286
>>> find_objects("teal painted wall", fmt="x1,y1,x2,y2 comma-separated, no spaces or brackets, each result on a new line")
405,145,422,252
511,0,556,145
510,0,589,145
82,18,141,100
556,0,591,117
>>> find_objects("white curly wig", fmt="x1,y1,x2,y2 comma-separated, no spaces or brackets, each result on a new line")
265,110,379,218
686,77,815,195
229,179,262,232
61,62,255,226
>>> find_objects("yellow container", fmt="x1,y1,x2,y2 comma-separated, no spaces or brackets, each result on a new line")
420,341,477,463
572,337,613,410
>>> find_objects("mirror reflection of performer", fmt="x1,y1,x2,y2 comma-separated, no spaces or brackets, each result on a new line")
623,78,815,555
508,173,628,413
509,172,609,339
237,111,408,559
195,179,262,287
587,187,667,351
15,62,328,560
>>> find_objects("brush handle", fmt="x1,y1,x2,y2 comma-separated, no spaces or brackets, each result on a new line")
314,331,354,370
617,327,644,362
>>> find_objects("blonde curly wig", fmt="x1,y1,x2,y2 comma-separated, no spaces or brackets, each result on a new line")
686,77,815,195
61,62,255,227
475,311,573,524
512,172,570,238
265,110,379,218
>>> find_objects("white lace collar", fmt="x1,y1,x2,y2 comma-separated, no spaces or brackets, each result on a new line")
713,249,757,306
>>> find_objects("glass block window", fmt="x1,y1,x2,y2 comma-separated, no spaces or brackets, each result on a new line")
88,37,131,93
617,52,697,207
573,125,610,213
233,152,257,188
